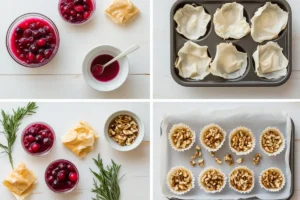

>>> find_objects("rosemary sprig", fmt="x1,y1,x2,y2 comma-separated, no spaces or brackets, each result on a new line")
90,154,125,200
0,102,38,169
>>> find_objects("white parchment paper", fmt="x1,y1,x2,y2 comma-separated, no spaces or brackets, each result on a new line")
160,107,292,200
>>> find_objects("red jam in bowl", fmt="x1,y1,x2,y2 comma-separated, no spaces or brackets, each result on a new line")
10,17,58,66
45,159,79,193
22,122,55,156
59,0,95,24
91,54,120,82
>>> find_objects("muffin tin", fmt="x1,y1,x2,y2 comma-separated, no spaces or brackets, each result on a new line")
170,0,292,87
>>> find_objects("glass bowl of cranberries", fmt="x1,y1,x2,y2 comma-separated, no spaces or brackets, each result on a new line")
21,122,56,156
45,159,79,193
6,13,60,68
58,0,96,25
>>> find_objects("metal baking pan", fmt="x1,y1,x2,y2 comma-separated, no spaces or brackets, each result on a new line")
160,119,295,200
170,0,292,87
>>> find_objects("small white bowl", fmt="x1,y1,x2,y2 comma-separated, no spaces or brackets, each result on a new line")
104,110,145,151
82,45,129,92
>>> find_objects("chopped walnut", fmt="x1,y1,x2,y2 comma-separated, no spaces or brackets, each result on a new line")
230,128,254,152
261,168,284,189
169,168,193,192
200,169,225,191
210,151,215,157
228,161,234,166
261,128,283,154
215,158,222,164
224,154,234,166
191,150,201,159
236,158,243,164
109,115,139,146
196,145,201,151
170,125,194,149
198,159,204,167
190,160,196,167
202,125,225,149
230,167,254,192
253,153,262,165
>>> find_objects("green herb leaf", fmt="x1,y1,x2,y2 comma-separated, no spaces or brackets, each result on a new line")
90,154,124,200
0,102,38,169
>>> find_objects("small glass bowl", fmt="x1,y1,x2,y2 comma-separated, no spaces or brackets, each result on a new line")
6,13,60,68
21,121,56,156
45,159,80,194
58,0,96,25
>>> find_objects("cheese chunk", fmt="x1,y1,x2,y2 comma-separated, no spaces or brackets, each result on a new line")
62,121,99,158
3,162,36,200
105,0,139,25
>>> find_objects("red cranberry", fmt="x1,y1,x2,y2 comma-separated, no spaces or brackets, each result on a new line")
29,23,37,30
63,6,70,14
44,25,51,33
76,13,83,21
27,134,35,142
69,172,78,182
27,52,35,62
28,37,34,43
83,5,89,11
39,130,48,138
74,0,83,5
35,135,43,142
59,163,67,169
48,176,55,183
37,38,46,47
35,22,41,28
48,133,54,140
38,48,45,54
46,35,54,43
70,9,76,16
52,179,59,188
24,142,30,148
36,54,44,63
38,28,47,37
67,164,74,171
29,44,38,53
16,27,23,35
67,181,73,186
43,138,52,146
58,171,66,181
83,11,90,20
32,31,39,38
20,54,25,59
44,49,53,59
19,38,28,47
74,5,84,12
30,142,40,152
52,168,59,175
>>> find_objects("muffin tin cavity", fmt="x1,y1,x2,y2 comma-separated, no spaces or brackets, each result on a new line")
171,0,292,87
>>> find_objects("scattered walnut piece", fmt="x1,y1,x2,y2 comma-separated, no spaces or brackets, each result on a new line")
170,125,194,149
215,157,222,164
261,128,283,154
198,158,204,167
210,151,215,157
169,168,193,192
200,169,225,191
109,115,139,146
196,145,201,151
190,160,196,167
261,168,284,189
253,153,262,165
236,158,243,164
202,125,225,149
230,128,254,152
224,154,234,166
191,150,201,159
230,167,254,192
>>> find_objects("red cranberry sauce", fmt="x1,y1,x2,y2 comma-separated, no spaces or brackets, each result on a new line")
22,123,54,155
45,160,79,192
11,18,57,65
91,54,120,82
59,0,94,24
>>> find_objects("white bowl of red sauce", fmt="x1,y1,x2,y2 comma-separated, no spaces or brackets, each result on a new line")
82,45,129,92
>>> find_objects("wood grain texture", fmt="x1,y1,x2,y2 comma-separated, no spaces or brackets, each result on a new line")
153,0,300,99
153,102,300,200
0,0,149,99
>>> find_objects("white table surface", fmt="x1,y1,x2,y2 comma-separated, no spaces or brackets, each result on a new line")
153,0,300,99
0,102,150,200
0,0,150,99
153,102,300,200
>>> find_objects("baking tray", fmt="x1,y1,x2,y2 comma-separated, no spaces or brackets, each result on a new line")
170,0,292,87
160,116,295,200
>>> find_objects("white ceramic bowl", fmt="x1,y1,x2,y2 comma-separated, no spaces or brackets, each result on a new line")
82,45,129,91
104,110,145,151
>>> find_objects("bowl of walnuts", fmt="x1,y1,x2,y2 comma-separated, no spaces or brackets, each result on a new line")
104,110,145,151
